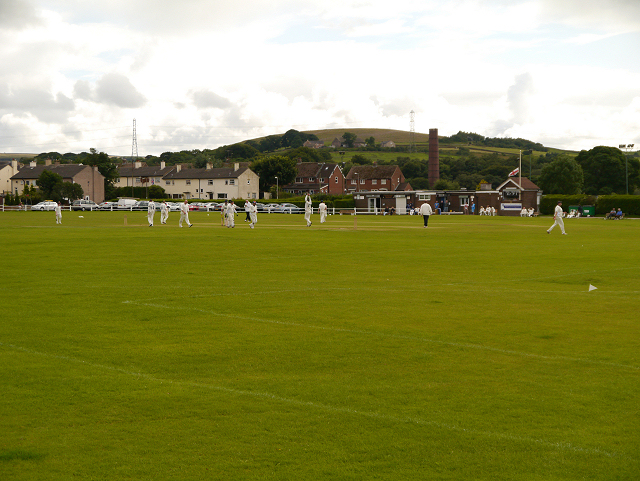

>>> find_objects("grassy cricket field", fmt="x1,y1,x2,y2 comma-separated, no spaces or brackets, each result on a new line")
1,210,638,480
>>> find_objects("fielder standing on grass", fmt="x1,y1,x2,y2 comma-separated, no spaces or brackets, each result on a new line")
419,201,433,228
249,200,258,229
547,200,566,235
147,200,156,227
319,200,327,223
179,199,192,228
160,201,169,224
55,202,62,224
304,193,312,227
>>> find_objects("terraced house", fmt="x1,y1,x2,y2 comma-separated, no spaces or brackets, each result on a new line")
161,163,259,200
10,161,105,202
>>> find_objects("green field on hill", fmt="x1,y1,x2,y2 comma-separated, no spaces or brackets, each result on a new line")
1,211,638,480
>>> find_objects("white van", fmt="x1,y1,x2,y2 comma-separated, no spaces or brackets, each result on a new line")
117,198,137,210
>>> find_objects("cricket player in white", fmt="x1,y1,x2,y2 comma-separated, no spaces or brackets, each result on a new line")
547,201,566,235
249,201,258,229
227,201,237,228
304,194,312,227
319,201,327,223
147,200,156,226
55,202,62,224
160,201,169,224
179,200,192,227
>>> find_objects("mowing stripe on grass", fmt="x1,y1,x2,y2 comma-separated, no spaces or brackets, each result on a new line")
123,300,640,371
0,341,627,461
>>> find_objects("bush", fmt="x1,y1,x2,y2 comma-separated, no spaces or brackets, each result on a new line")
595,195,640,216
540,194,640,216
539,195,595,215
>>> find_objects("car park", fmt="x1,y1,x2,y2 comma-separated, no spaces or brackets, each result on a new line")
71,200,99,211
31,201,58,211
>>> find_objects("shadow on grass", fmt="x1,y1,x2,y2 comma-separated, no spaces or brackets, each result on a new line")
0,450,46,462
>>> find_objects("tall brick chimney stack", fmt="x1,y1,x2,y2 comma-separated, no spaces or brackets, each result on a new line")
428,128,440,188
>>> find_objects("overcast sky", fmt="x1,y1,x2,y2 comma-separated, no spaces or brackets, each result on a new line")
1,0,639,156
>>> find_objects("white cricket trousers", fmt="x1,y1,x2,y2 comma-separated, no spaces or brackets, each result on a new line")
548,217,565,234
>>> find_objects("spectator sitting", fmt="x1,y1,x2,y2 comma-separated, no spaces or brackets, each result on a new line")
616,208,623,219
605,208,616,219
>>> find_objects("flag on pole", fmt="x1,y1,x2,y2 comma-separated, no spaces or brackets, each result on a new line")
508,167,519,177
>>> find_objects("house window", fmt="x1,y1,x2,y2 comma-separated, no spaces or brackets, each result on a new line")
217,193,227,199
360,179,365,184
229,179,235,185
252,193,256,199
319,178,324,183
351,179,356,185
381,179,387,185
372,179,377,185
186,180,191,185
309,177,314,182
296,177,303,183
208,180,213,185
225,180,228,185
418,194,431,201
334,177,338,183
166,181,171,185
247,179,250,184
135,177,141,183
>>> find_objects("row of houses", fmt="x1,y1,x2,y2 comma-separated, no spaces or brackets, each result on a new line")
2,160,105,202
280,161,410,196
113,161,259,201
3,158,541,215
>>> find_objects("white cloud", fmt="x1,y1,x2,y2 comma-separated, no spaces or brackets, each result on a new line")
0,0,638,155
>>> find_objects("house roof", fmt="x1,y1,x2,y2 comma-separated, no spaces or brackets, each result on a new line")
496,177,540,191
346,165,400,180
296,162,339,179
10,164,94,180
163,166,251,180
117,165,175,177
396,182,412,191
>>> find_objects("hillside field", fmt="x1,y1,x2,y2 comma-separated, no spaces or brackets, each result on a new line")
1,211,638,480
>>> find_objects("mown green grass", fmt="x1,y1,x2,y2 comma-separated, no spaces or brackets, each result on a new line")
1,211,639,480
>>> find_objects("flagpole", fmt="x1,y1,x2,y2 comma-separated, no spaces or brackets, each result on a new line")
519,150,522,201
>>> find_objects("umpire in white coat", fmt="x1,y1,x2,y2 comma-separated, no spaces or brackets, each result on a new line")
419,202,433,228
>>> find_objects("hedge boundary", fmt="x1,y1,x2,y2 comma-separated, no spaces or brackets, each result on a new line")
540,195,640,216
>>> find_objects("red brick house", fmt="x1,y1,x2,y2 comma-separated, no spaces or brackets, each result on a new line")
282,162,345,195
345,164,411,193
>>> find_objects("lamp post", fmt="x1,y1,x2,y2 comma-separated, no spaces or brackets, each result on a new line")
275,176,278,199
619,144,634,194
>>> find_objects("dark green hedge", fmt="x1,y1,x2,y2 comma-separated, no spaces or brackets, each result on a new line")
540,194,640,216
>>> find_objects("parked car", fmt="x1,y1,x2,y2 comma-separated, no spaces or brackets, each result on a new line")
134,201,149,210
263,203,281,212
31,201,58,211
99,201,118,210
275,203,304,213
71,200,98,211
